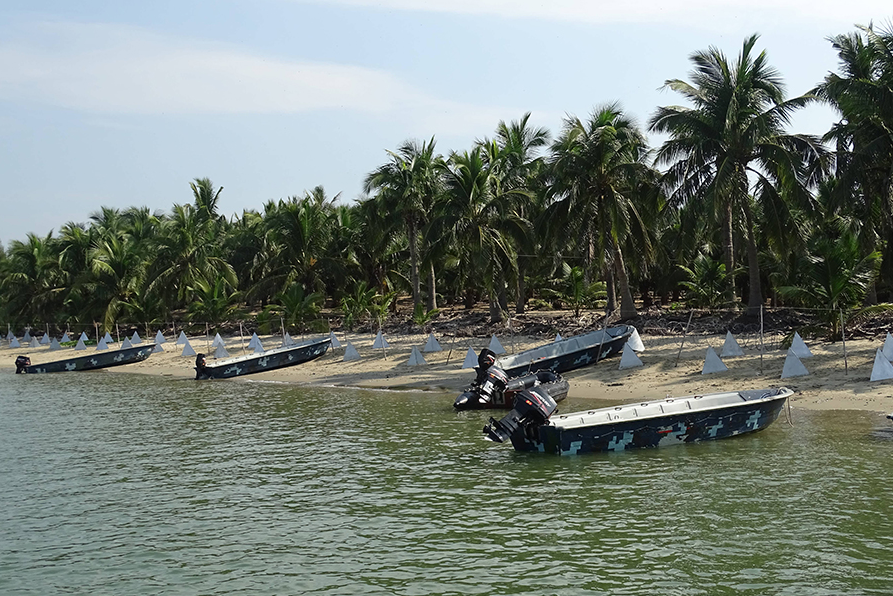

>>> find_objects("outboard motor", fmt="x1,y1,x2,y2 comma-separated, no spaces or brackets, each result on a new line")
454,348,507,409
484,386,558,444
888,413,893,422
15,355,31,374
194,353,209,380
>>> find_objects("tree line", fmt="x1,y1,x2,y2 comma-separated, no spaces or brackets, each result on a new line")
2,26,892,335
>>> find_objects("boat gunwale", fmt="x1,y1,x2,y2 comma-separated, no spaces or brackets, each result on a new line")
496,325,633,369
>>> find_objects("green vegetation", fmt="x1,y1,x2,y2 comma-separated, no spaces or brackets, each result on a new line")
2,26,893,335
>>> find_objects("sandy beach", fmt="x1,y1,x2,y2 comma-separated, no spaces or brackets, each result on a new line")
8,328,893,416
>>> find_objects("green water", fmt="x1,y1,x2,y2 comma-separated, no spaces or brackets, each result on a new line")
1,371,891,595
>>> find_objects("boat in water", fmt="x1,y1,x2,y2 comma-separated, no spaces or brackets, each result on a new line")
14,344,155,373
454,348,569,410
496,325,635,377
194,337,330,379
484,386,793,455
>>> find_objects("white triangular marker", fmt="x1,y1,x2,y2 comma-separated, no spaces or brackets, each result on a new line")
50,338,62,350
175,330,187,345
248,333,259,349
720,331,745,357
131,331,142,344
343,342,361,361
701,347,728,374
372,330,389,349
121,338,133,349
781,349,809,378
154,330,166,344
215,343,230,359
181,339,196,357
554,332,563,342
329,331,342,349
74,338,86,351
28,337,39,348
60,332,71,343
488,335,505,355
883,332,893,361
103,332,114,344
39,334,50,345
423,333,442,352
96,337,109,351
870,348,893,381
79,332,88,342
407,346,428,366
628,328,645,352
618,342,644,370
462,347,478,369
253,338,265,354
23,331,31,342
5,330,13,340
281,332,294,348
790,332,813,358
212,333,224,348
153,342,164,353
9,337,20,348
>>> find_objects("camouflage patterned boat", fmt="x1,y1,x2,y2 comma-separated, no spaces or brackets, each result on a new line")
14,344,155,373
194,337,330,379
484,386,793,455
496,325,635,377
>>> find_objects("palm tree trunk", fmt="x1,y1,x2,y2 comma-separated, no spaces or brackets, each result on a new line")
604,264,617,315
426,261,437,311
515,272,526,314
614,243,637,319
723,202,736,306
742,200,762,316
408,220,421,311
489,297,503,323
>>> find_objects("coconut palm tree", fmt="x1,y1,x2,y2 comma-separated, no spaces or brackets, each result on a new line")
650,34,826,315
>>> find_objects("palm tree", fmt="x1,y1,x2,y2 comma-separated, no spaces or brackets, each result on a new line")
1,232,64,323
187,276,242,331
649,34,826,315
547,104,653,319
364,138,443,312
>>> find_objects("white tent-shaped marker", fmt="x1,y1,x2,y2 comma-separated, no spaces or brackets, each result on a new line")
488,334,506,355
28,337,39,348
701,347,728,375
329,331,342,349
5,330,13,340
618,342,643,370
181,339,196,357
253,338,265,354
215,343,230,359
781,349,809,378
628,328,645,352
9,337,20,348
281,332,295,348
176,331,188,345
60,332,70,343
462,347,478,369
131,331,142,344
153,342,164,353
423,333,442,352
39,334,50,345
74,338,86,351
96,337,109,351
790,332,813,359
720,331,745,357
79,332,89,342
372,330,389,349
50,338,62,350
407,346,428,366
247,332,260,349
23,330,31,342
870,348,893,382
102,332,114,344
554,332,563,342
121,338,133,349
212,333,225,348
154,330,166,344
883,332,893,361
343,342,361,361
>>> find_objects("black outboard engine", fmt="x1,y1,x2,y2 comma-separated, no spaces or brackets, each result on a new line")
194,353,209,380
484,386,558,444
15,355,31,374
887,413,893,422
454,348,508,409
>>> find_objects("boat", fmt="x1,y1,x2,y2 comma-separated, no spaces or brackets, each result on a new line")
484,386,793,455
454,369,569,410
14,344,155,373
496,325,635,377
194,337,330,379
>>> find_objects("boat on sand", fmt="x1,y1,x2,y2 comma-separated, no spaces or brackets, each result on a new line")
496,325,635,377
14,344,155,373
194,337,330,379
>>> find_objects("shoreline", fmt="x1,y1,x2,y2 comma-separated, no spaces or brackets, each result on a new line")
7,330,893,416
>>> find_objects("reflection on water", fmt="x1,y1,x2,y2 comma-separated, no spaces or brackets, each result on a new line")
1,372,892,595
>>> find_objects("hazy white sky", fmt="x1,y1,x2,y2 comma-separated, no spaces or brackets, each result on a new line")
0,1,888,244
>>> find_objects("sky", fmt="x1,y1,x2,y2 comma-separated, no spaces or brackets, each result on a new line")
0,0,889,245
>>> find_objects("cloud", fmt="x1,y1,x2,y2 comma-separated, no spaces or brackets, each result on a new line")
298,0,889,27
0,20,515,135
